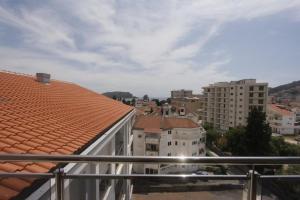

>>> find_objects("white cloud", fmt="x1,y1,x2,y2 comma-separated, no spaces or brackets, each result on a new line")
0,0,300,96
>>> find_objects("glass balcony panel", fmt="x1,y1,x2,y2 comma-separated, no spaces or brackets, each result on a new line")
132,179,246,200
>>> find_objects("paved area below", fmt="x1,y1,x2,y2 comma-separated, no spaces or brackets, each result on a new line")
133,190,244,200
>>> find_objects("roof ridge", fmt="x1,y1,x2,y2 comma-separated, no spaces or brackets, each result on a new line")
0,69,80,86
0,69,34,77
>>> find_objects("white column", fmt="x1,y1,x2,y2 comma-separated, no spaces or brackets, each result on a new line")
124,122,131,200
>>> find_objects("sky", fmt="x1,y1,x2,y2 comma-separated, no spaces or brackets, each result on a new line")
0,0,300,97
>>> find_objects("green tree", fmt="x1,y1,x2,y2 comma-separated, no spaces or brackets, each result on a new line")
152,99,160,106
244,107,272,156
225,127,247,155
206,128,219,148
143,94,149,101
131,98,136,106
166,98,171,104
203,122,213,131
270,137,300,156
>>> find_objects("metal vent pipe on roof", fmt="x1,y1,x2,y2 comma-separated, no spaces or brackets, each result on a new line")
36,73,50,83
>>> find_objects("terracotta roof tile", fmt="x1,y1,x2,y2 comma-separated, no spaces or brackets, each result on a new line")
0,185,18,200
0,178,31,191
134,116,199,130
24,164,48,173
268,104,294,116
0,71,133,199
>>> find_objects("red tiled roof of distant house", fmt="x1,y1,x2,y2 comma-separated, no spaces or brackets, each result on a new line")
0,71,133,200
133,115,199,131
269,104,293,116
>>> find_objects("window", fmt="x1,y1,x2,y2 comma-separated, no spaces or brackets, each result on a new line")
259,93,264,97
182,142,185,146
249,99,253,104
168,130,172,134
240,93,243,95
240,86,243,89
239,105,242,108
167,153,171,156
258,99,264,104
138,134,142,138
175,141,178,145
249,86,254,91
145,168,158,174
199,148,204,154
146,144,159,151
168,141,171,146
250,93,253,97
231,87,233,89
230,98,233,101
230,93,233,95
259,86,264,91
240,98,242,101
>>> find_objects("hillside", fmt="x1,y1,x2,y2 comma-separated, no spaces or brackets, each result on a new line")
269,80,300,102
103,91,133,99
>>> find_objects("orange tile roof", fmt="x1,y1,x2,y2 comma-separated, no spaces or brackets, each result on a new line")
0,71,133,199
133,116,199,131
269,104,293,116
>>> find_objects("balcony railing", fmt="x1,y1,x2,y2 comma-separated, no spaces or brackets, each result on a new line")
0,154,300,200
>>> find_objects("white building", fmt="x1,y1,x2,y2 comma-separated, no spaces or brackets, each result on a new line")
267,104,298,135
133,116,206,174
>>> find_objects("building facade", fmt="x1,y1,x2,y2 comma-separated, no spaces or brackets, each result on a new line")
201,79,268,131
171,97,203,115
132,116,206,174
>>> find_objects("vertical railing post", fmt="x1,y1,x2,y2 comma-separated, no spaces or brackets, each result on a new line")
248,170,259,200
54,168,64,200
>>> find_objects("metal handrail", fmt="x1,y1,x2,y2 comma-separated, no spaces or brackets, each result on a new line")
1,154,300,165
1,154,300,200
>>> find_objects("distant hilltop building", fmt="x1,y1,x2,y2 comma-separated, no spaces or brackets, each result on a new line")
171,89,193,98
201,79,268,131
132,116,206,174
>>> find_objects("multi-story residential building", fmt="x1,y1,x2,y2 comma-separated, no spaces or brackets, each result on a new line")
267,104,299,135
132,116,206,174
171,89,193,98
201,79,268,131
0,71,135,200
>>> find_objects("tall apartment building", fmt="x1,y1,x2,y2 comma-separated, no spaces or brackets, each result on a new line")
171,89,193,98
201,79,268,131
